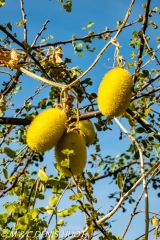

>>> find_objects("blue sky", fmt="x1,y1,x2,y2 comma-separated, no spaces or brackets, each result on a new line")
0,0,160,239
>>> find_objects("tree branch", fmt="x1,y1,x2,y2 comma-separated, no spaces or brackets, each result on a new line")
71,159,160,238
0,25,51,76
31,20,50,47
122,190,144,238
67,0,136,89
92,160,154,182
114,118,149,240
133,0,151,83
0,151,34,198
32,20,138,49
20,0,27,42
132,86,160,101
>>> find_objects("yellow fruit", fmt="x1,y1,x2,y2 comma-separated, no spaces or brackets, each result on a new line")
55,131,86,177
97,67,133,118
27,108,67,152
78,120,96,146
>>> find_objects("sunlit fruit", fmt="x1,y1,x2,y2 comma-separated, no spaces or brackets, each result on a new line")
78,120,96,146
27,108,67,152
97,67,133,118
55,131,86,177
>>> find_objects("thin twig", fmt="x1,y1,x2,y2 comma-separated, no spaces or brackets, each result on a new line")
135,210,160,217
47,183,69,229
142,33,160,65
66,0,136,89
133,0,151,83
138,74,160,93
32,20,138,49
27,178,37,209
131,86,160,101
32,179,40,209
0,84,45,147
0,151,33,198
0,25,50,76
69,159,160,238
32,20,50,47
135,225,160,240
122,190,144,238
114,117,149,240
20,0,27,42
2,70,22,96
122,161,160,238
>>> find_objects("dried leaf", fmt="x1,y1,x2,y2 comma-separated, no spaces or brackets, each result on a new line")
0,49,20,70
49,46,63,64
7,49,20,69
0,94,6,113
0,49,10,62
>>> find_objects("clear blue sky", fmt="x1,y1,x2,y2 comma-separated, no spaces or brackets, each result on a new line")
0,0,160,239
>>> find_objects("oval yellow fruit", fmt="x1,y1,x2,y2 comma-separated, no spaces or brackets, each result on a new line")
97,67,133,118
78,120,96,146
27,108,67,152
55,131,86,177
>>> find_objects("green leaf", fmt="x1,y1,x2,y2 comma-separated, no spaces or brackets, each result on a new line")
0,181,6,190
16,19,27,26
149,21,158,29
60,159,70,167
38,168,49,182
138,14,143,22
156,36,160,42
48,35,54,39
0,0,5,7
46,206,55,215
144,151,150,158
57,208,76,217
6,22,12,31
89,47,96,52
117,174,123,190
49,196,59,207
41,38,46,43
117,21,123,28
61,149,74,155
3,168,8,179
78,51,84,57
29,208,39,219
47,178,59,187
136,127,144,134
15,86,22,91
76,43,83,48
87,22,95,28
153,7,159,13
131,51,136,59
141,70,149,78
71,204,79,213
4,147,16,159
36,193,45,200
63,0,72,12
69,193,83,200
151,216,159,226
57,219,64,227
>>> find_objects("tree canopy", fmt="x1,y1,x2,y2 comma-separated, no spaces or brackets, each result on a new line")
0,0,160,239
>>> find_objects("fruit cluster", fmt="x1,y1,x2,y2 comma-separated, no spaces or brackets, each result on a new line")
26,67,133,177
26,108,95,177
